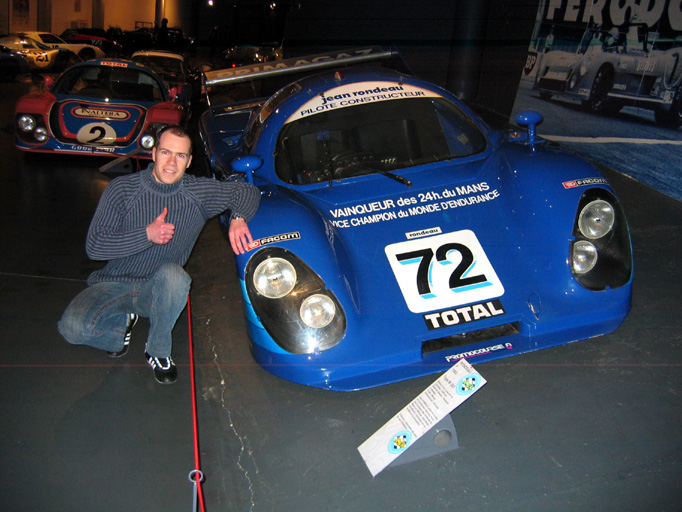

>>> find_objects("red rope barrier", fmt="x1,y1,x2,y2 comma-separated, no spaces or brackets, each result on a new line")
187,295,206,512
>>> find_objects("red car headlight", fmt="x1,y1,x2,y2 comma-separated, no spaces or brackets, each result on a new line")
16,114,49,144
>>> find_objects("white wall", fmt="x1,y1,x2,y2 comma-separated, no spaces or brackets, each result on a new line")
5,0,189,34
51,0,93,34
104,0,155,31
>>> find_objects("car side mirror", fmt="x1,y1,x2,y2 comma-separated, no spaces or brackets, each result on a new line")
43,75,54,91
513,110,544,145
168,86,178,99
231,155,263,185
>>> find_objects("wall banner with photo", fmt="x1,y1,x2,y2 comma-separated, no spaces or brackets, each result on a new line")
511,0,682,202
12,0,30,28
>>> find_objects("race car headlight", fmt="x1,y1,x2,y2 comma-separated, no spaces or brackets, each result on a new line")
245,247,346,354
17,115,36,132
34,127,48,142
253,257,296,298
570,188,632,290
140,134,156,149
571,240,598,274
578,200,615,239
300,294,335,328
16,113,48,144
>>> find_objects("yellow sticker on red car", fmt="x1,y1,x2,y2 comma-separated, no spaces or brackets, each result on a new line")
76,123,117,145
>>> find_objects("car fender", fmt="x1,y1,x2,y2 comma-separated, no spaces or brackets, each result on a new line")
496,138,630,285
145,101,183,124
15,92,56,115
235,185,358,314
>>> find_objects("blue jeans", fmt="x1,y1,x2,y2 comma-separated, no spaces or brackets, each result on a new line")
58,264,191,358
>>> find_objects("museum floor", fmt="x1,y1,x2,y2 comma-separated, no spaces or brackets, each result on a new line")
1,68,681,512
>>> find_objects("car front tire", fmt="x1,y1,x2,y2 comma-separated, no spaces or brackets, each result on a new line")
654,89,682,128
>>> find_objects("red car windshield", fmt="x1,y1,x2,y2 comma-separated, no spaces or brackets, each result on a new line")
53,65,164,102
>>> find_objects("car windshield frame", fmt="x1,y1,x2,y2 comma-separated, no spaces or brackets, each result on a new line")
52,64,166,102
274,96,487,186
132,55,185,79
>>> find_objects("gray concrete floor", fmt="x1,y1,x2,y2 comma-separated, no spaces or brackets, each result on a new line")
1,71,681,512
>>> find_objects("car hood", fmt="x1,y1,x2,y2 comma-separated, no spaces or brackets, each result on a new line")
258,150,556,322
53,98,147,145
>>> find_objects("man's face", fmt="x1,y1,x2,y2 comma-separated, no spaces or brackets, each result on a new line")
151,131,193,185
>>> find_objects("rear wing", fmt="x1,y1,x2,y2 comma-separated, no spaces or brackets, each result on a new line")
202,46,411,113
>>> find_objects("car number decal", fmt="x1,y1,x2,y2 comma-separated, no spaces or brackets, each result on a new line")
385,230,504,313
76,123,117,145
35,53,51,67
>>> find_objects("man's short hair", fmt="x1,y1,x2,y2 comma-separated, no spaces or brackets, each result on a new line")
157,124,192,154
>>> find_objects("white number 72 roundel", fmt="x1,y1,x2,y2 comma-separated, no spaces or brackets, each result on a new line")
384,230,504,313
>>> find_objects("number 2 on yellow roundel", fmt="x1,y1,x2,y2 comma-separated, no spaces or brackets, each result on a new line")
76,123,117,145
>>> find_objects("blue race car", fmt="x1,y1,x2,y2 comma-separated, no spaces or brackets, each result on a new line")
15,59,184,158
199,48,633,391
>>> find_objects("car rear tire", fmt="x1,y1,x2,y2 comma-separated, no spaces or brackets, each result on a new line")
78,48,96,61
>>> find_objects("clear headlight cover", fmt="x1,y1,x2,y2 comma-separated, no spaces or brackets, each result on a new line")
570,188,632,290
34,127,48,142
572,240,598,274
245,248,346,354
300,294,335,328
140,134,156,149
253,257,297,298
17,115,36,132
578,199,615,239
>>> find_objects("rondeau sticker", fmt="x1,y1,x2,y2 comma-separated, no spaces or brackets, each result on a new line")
286,81,442,123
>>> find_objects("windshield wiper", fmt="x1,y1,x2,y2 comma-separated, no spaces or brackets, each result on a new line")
318,130,334,189
373,167,412,187
338,160,412,188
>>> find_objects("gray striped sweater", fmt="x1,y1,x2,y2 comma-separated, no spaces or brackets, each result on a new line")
86,165,260,285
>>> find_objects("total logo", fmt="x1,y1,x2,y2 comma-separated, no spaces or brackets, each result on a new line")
423,299,506,330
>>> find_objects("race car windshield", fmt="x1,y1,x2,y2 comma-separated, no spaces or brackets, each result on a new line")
275,97,486,185
132,56,184,81
53,65,164,102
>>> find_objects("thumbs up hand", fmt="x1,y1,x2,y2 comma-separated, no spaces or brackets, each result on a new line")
146,207,175,245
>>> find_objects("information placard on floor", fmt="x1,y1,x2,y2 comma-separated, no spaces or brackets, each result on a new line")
358,359,486,477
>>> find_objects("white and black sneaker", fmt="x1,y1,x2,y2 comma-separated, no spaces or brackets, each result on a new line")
107,313,138,358
145,352,177,385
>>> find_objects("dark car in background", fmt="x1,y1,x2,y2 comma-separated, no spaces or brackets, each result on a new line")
218,43,283,69
131,49,199,112
0,45,29,81
61,28,124,57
